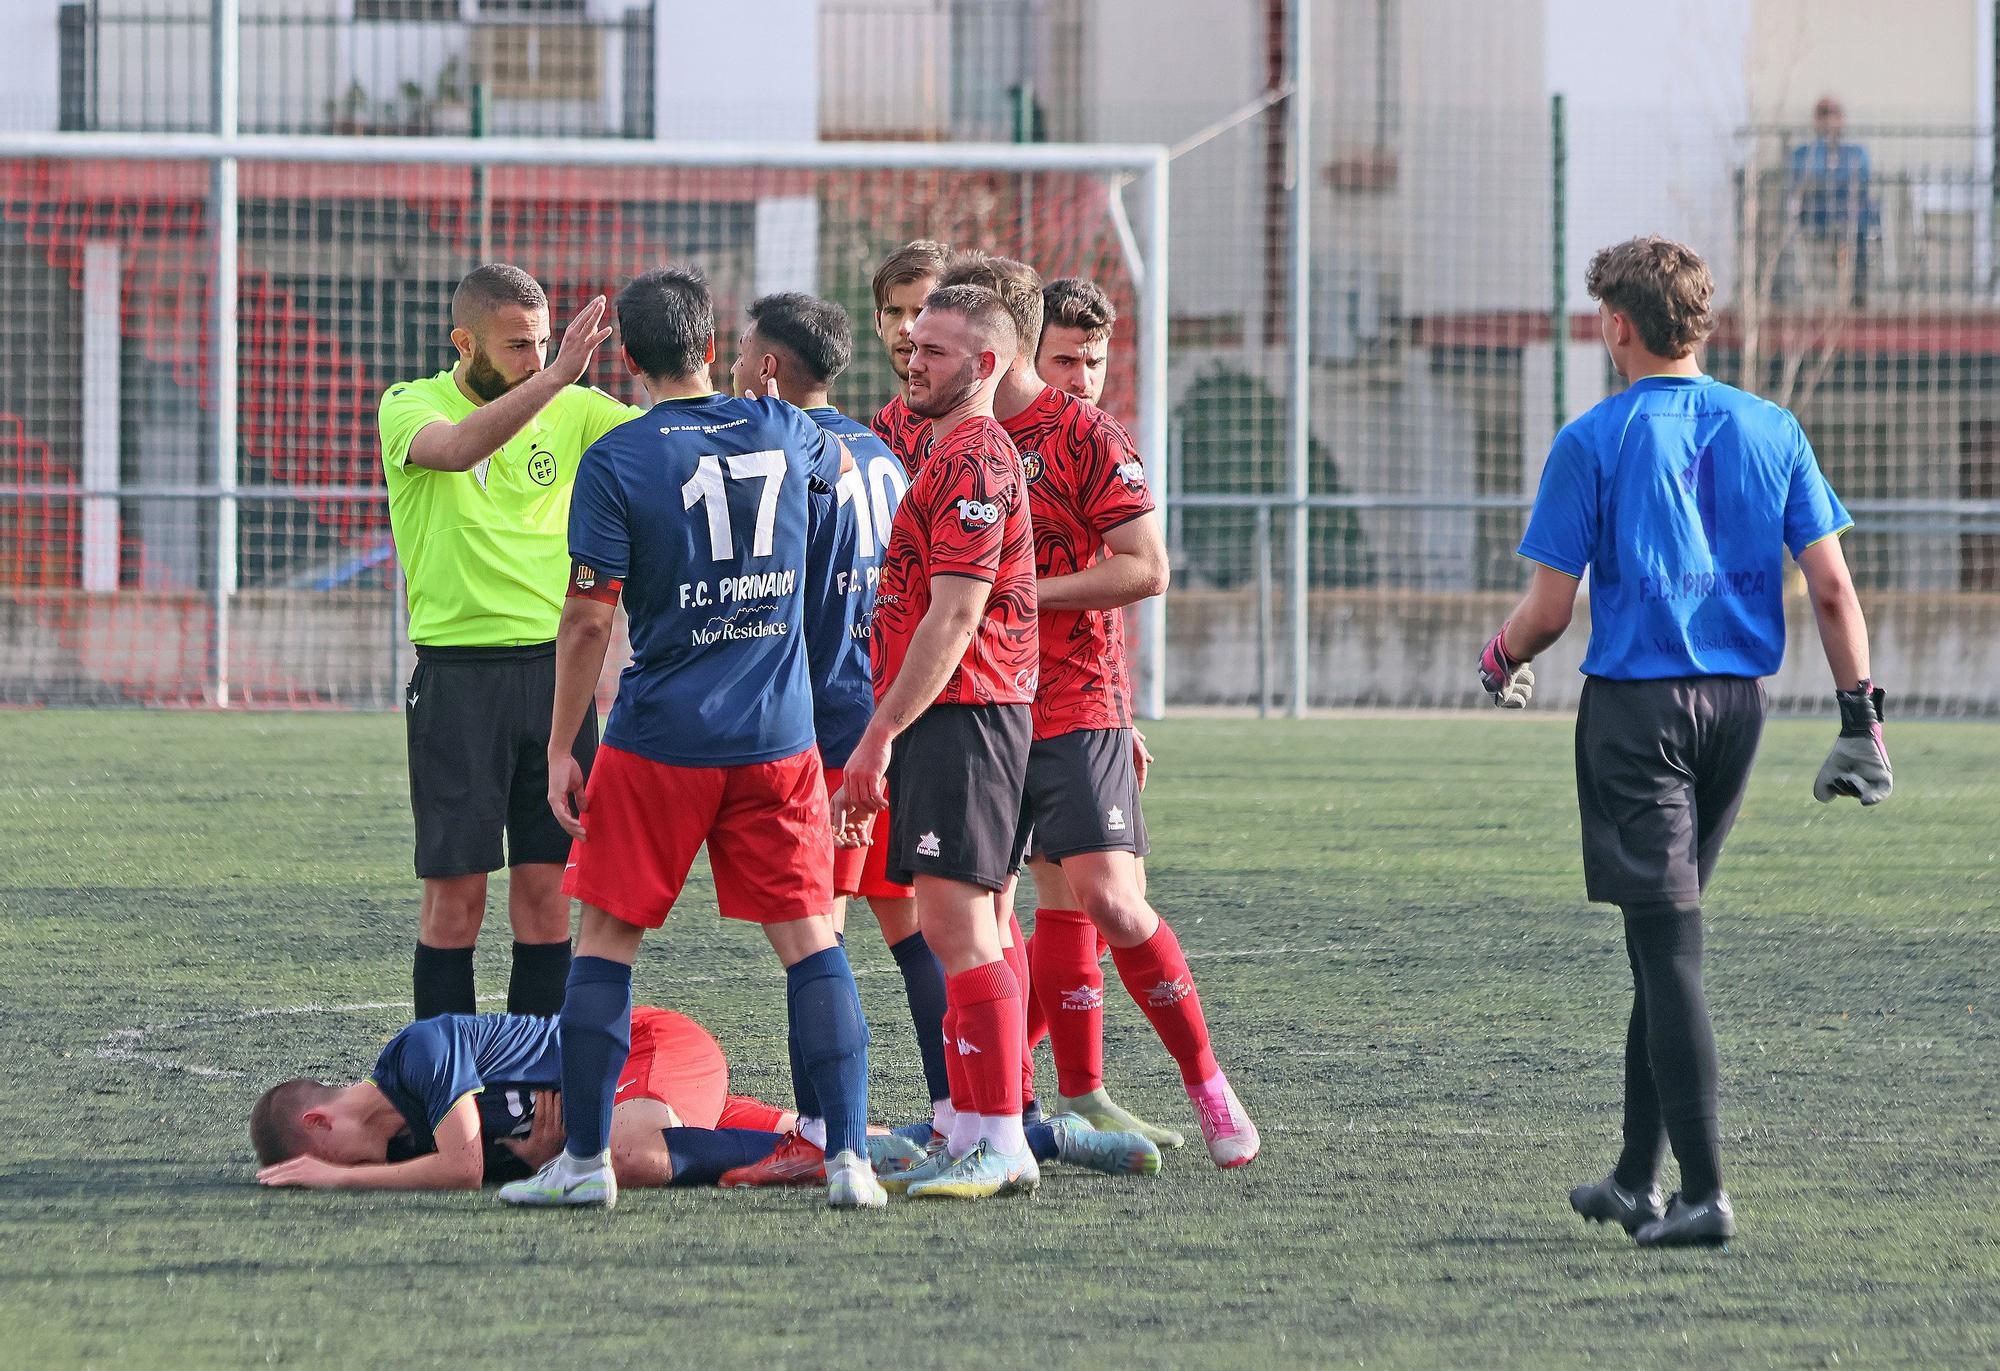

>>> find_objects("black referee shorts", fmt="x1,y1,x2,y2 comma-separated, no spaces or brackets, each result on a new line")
1020,727,1150,863
1574,675,1765,905
405,643,599,879
884,702,1032,892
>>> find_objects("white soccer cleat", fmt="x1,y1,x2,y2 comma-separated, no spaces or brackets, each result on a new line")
825,1148,888,1209
498,1148,617,1208
1190,1074,1260,1170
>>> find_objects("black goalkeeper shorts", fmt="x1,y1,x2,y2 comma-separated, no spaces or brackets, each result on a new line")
405,643,598,879
1575,675,1764,905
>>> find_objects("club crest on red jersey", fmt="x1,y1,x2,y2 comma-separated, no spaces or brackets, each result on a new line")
1019,450,1045,484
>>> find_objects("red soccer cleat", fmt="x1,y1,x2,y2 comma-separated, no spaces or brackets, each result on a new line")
717,1131,826,1188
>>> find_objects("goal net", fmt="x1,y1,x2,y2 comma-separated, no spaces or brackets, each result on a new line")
0,137,1163,710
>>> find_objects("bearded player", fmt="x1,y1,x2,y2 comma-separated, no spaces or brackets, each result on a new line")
831,284,1043,1199
937,252,1258,1168
713,291,962,1173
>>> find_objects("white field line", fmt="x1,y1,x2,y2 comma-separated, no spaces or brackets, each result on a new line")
93,943,1347,1080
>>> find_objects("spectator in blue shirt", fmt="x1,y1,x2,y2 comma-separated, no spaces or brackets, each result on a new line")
1788,95,1874,305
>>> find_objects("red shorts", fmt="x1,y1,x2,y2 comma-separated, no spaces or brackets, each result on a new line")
564,744,833,927
716,1094,792,1132
825,765,916,901
612,1006,729,1129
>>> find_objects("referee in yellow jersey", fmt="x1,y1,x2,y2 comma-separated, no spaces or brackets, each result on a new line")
378,264,640,1019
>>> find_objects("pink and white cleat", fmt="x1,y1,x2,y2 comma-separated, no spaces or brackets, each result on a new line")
1189,1073,1260,1169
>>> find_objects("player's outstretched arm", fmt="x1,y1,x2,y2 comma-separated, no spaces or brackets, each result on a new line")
1036,512,1169,612
406,296,613,472
257,1095,485,1191
1478,566,1579,707
1797,536,1891,804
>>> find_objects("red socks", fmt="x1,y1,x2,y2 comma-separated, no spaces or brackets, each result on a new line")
941,1002,973,1116
1031,906,1106,1097
946,959,1025,1119
1002,912,1036,1104
1110,919,1220,1090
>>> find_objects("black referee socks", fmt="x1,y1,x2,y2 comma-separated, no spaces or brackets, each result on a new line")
413,942,476,1019
509,939,574,1018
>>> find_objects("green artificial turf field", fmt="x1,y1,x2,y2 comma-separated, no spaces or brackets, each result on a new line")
0,712,1993,1369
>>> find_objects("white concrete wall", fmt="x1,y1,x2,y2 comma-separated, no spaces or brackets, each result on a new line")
6,0,67,131
1749,0,1983,129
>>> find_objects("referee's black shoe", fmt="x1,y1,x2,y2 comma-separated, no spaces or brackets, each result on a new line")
1568,1172,1666,1234
1634,1190,1736,1248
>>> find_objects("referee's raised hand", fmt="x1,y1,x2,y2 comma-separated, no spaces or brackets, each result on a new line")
548,295,614,386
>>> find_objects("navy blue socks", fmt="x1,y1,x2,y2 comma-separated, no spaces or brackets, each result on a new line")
786,946,872,1160
558,955,632,1160
888,931,951,1106
661,1128,786,1187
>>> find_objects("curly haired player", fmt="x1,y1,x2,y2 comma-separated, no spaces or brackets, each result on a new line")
1479,234,1888,1248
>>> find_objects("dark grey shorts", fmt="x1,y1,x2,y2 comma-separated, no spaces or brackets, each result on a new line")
884,702,1032,891
1575,675,1766,905
1019,727,1151,863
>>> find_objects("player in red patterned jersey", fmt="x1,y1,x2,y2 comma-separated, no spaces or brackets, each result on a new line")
833,284,1043,1200
939,254,1259,1169
1019,275,1175,1146
869,240,950,475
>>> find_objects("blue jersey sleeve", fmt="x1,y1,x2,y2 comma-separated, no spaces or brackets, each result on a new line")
371,1020,482,1135
1517,427,1597,578
783,402,842,483
568,441,630,579
1782,422,1852,556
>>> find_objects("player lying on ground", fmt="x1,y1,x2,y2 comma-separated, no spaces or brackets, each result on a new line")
250,1006,1159,1190
1478,234,1888,1249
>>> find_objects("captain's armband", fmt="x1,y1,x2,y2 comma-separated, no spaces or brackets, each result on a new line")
567,561,623,605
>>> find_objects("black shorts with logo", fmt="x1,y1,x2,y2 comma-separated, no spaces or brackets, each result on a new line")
405,643,599,879
884,702,1032,892
1020,727,1150,863
1575,675,1765,905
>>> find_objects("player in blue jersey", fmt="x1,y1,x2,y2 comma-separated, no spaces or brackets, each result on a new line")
1477,236,1889,1248
251,1006,799,1190
250,1005,1154,1191
495,266,885,1212
712,291,964,1185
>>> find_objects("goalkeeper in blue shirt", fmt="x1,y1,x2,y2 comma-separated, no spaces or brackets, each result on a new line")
1476,235,1889,1248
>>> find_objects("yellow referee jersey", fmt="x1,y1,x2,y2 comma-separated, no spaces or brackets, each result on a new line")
379,370,642,646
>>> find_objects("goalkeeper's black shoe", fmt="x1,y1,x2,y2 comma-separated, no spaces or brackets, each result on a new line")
1569,1172,1666,1234
1634,1191,1736,1248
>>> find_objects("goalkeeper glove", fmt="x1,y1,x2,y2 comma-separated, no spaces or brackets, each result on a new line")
1813,680,1892,805
1477,624,1535,708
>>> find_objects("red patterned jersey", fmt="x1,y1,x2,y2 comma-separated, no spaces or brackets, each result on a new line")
871,394,933,477
871,415,1038,708
1001,386,1156,739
